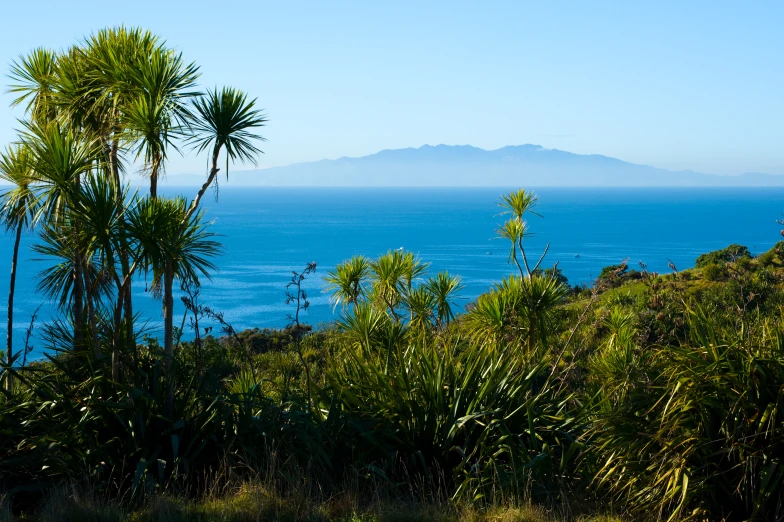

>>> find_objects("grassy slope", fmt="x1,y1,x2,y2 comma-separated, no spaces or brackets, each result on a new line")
585,246,784,307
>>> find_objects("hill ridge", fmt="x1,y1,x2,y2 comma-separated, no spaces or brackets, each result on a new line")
159,144,784,187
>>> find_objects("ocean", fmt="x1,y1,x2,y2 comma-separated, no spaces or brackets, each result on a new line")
2,186,783,359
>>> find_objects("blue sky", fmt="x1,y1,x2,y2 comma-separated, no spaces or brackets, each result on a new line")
1,1,782,176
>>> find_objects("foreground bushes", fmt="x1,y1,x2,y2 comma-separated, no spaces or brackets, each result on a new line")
6,269,784,520
590,306,784,520
4,189,784,520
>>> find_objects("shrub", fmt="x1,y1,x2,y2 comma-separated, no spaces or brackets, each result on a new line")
734,255,752,271
326,339,582,502
596,264,642,290
695,244,751,268
757,250,776,267
590,305,784,521
703,263,727,281
533,266,569,287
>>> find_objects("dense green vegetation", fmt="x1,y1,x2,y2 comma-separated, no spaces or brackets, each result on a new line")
3,28,784,522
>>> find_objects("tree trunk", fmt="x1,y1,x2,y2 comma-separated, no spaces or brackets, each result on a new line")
73,260,85,351
150,155,161,199
5,221,23,391
163,263,175,417
112,285,124,381
84,270,101,361
111,139,120,186
123,258,134,356
108,137,136,362
183,145,221,226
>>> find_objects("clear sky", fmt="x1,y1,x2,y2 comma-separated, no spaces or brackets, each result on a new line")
1,1,782,176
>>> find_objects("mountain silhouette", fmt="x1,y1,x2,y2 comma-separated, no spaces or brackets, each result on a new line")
163,144,784,187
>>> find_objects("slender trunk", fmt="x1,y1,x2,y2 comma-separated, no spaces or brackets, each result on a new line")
163,263,175,417
112,259,139,381
123,259,134,356
163,264,175,369
72,172,84,351
384,294,400,322
107,138,135,361
5,221,23,390
183,145,221,226
512,250,525,279
112,284,124,381
111,139,120,186
150,156,160,199
73,259,85,351
84,269,101,361
518,237,531,277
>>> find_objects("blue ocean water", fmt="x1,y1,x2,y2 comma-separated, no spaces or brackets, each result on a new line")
2,187,783,359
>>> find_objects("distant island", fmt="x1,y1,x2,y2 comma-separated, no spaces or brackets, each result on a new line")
164,144,784,187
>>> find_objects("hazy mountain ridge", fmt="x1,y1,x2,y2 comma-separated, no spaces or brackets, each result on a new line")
165,144,784,187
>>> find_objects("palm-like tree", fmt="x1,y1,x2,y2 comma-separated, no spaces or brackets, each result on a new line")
337,301,391,355
74,29,164,355
515,273,567,350
8,48,59,124
7,28,261,390
185,87,267,222
127,196,221,415
406,286,436,338
369,250,427,321
425,271,464,328
467,274,566,352
325,255,370,310
464,279,522,349
400,251,428,295
22,122,103,351
0,145,38,389
74,176,131,375
125,47,200,197
497,189,548,278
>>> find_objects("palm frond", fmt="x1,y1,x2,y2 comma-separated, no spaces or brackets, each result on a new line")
188,87,267,177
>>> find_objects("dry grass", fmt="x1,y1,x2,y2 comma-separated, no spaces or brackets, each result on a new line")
6,483,624,522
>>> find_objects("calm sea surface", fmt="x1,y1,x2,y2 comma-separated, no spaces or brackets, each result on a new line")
2,187,784,359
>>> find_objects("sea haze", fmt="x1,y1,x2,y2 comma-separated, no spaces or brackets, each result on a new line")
1,186,783,359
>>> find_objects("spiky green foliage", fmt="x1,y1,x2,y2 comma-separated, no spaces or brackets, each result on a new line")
8,48,59,123
188,87,267,178
589,304,784,521
425,271,464,327
127,196,221,293
465,274,567,351
325,255,370,309
326,339,582,503
124,47,200,196
0,145,37,231
367,250,428,320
